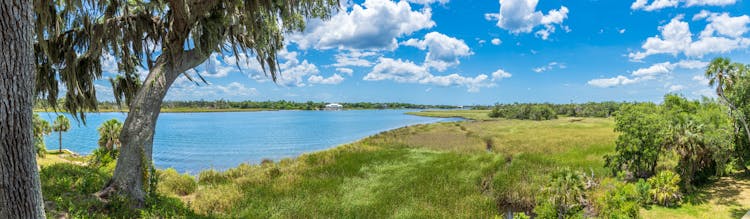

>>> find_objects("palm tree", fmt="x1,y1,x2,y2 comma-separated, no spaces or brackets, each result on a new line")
52,114,70,153
98,119,123,152
705,57,750,161
664,121,705,192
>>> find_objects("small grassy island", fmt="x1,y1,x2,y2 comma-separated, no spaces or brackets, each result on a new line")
38,107,750,218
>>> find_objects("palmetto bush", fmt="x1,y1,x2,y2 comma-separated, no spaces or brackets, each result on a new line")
647,170,682,207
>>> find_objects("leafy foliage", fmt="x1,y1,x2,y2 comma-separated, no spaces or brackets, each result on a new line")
33,0,340,121
534,168,587,218
647,170,682,207
597,181,642,219
97,119,123,151
32,113,52,157
52,114,71,152
489,103,558,120
605,103,666,179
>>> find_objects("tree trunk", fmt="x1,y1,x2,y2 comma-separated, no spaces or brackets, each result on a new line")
58,131,62,153
718,91,750,172
0,0,46,218
97,50,208,207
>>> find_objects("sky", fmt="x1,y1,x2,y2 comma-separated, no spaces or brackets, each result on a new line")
96,0,750,105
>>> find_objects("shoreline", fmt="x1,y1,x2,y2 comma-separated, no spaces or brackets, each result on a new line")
33,108,451,114
44,110,464,173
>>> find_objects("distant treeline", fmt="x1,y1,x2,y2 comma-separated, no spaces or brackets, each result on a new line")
488,102,626,120
36,99,462,111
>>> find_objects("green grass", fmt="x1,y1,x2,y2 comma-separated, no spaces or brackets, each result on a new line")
408,109,494,120
38,110,750,218
177,114,618,217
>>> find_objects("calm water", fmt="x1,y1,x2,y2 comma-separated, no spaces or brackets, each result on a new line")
40,110,459,173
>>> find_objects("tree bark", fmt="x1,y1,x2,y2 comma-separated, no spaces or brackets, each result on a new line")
97,50,208,206
0,0,46,218
58,131,62,153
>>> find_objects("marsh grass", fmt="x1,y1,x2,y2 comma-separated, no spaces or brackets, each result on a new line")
172,115,619,217
39,110,748,218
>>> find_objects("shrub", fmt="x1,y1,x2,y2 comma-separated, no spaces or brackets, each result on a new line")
192,184,243,215
534,168,586,218
158,168,197,196
88,147,117,168
487,104,558,120
198,169,230,185
598,182,641,219
647,170,682,207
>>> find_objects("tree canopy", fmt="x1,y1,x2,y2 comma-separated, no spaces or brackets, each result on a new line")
33,0,339,120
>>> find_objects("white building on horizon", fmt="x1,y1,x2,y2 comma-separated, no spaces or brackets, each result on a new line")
324,103,343,110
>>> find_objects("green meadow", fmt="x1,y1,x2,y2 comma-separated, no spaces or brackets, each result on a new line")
39,110,749,218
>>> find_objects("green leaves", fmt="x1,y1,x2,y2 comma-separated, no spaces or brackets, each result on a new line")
52,114,71,132
33,0,339,122
605,102,666,178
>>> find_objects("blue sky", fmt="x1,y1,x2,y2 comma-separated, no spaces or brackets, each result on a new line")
97,0,750,105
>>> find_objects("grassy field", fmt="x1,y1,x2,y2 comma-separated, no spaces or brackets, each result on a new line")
37,109,750,218
408,109,494,120
166,112,618,217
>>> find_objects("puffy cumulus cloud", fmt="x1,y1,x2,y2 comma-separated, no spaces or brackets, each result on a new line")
288,0,435,50
402,32,473,71
101,53,118,74
532,62,566,73
588,60,707,88
167,80,259,100
588,75,643,88
308,74,345,85
406,0,449,5
629,14,750,61
632,0,736,11
631,60,707,77
491,38,502,45
222,49,321,87
699,12,750,38
692,74,710,86
363,58,496,92
491,69,512,81
668,84,686,92
484,0,569,40
336,68,354,76
333,50,379,67
363,58,430,83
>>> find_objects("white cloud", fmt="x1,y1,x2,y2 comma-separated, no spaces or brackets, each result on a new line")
406,0,449,5
308,74,345,85
363,57,494,92
628,15,750,61
166,81,258,101
631,0,736,11
533,62,566,73
619,29,627,34
485,0,569,39
402,32,473,71
692,74,710,86
700,12,750,38
588,75,643,88
336,68,354,76
491,38,502,45
684,0,737,7
333,50,379,67
588,59,707,88
101,53,118,74
668,84,685,92
222,49,321,87
289,0,435,50
491,69,512,81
